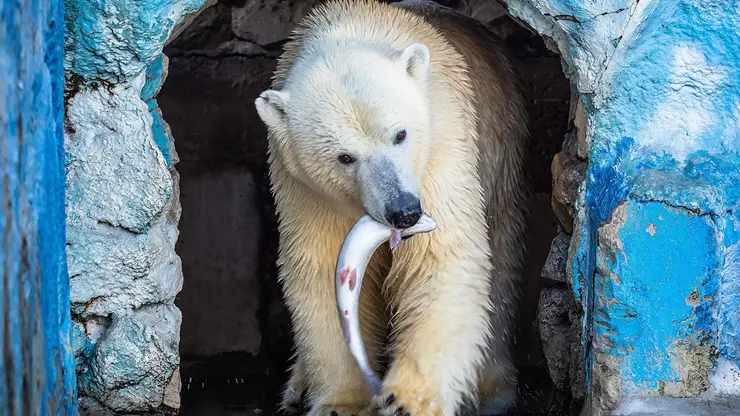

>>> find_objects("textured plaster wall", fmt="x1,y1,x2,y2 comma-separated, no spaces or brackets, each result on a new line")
501,0,740,414
63,0,214,413
60,0,740,414
0,0,76,413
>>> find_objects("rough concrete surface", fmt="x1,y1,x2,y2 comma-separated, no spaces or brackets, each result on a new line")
551,151,587,231
541,232,570,282
87,305,182,412
501,0,740,413
65,73,184,413
64,0,213,412
537,286,573,391
64,0,212,82
615,396,740,416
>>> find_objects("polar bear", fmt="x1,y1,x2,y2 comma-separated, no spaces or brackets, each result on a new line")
254,1,529,415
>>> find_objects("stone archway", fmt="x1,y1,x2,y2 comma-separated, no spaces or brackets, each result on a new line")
62,0,740,415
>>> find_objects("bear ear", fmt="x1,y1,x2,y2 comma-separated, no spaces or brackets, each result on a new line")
255,89,290,131
397,43,430,81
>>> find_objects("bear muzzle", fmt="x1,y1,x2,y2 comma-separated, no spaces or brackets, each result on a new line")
385,192,423,229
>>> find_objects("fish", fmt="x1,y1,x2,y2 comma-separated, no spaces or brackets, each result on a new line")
334,214,438,396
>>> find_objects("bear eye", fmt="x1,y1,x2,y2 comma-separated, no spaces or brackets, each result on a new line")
394,130,407,144
338,154,355,164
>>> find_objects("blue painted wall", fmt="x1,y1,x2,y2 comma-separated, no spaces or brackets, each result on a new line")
506,0,740,411
580,0,740,404
0,0,77,414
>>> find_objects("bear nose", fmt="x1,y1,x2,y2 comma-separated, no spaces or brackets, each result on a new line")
391,210,421,229
386,193,422,229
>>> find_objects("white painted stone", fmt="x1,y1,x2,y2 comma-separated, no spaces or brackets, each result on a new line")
87,305,182,412
66,70,183,412
66,74,181,316
638,45,728,163
65,73,172,234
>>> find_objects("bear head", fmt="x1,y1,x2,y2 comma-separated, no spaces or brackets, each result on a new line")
255,42,432,229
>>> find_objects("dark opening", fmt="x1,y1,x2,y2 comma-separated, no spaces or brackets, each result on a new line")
157,1,573,414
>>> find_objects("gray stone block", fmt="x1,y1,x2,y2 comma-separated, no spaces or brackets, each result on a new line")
231,0,320,46
176,169,262,357
541,232,571,282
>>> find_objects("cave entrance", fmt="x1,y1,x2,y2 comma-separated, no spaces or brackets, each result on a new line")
157,1,576,414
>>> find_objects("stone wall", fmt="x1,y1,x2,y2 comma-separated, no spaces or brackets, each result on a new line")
502,0,740,414
59,0,740,414
536,96,589,414
63,0,215,414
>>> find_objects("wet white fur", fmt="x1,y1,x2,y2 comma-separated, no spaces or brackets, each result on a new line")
255,1,529,415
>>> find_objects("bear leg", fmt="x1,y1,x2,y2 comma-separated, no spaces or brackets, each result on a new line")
373,260,492,416
282,360,308,415
477,267,520,415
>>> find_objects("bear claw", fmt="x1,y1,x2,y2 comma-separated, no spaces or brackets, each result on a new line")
282,390,307,416
313,405,368,416
374,392,415,416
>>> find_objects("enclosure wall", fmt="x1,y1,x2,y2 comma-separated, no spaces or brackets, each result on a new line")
502,0,740,414
63,0,214,413
0,0,76,413
59,0,740,414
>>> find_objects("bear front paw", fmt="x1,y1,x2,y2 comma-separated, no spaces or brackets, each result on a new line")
281,386,307,415
373,390,442,416
374,393,410,416
311,404,372,416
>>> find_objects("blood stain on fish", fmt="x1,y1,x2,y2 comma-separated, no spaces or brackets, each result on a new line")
341,317,352,344
339,267,351,286
348,269,357,291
